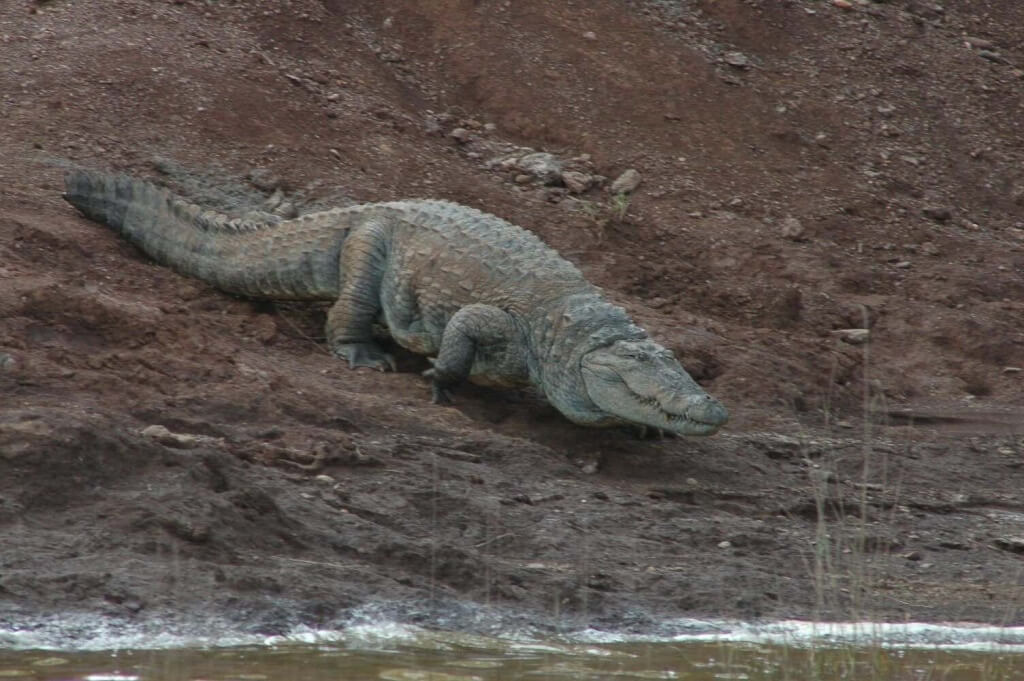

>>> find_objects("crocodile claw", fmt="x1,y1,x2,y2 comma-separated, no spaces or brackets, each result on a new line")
431,384,455,405
423,365,455,404
335,342,396,372
634,425,676,440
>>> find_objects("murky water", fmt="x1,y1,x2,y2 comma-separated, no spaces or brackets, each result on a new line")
2,623,1023,681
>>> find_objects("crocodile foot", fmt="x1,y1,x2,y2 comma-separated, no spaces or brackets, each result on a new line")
334,342,396,372
423,361,455,404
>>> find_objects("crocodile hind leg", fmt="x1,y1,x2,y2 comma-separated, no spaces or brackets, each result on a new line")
425,304,523,404
326,222,396,371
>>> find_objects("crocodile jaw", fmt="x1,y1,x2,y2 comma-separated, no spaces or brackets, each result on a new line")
580,339,729,436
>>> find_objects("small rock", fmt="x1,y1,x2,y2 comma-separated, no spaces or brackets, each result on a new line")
978,50,1006,64
483,122,497,133
965,36,996,50
780,216,806,241
718,540,732,549
1003,366,1022,374
833,0,853,9
326,93,340,102
561,170,593,194
516,152,563,186
610,168,642,194
993,537,1024,554
513,174,532,185
920,241,940,256
582,31,597,41
903,550,922,561
449,127,473,144
723,51,749,68
315,474,335,484
140,424,199,449
922,205,952,222
894,260,912,269
0,353,15,371
834,328,870,345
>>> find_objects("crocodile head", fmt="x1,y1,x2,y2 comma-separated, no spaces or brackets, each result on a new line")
580,339,729,435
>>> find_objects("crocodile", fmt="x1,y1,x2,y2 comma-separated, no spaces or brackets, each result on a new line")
63,169,729,435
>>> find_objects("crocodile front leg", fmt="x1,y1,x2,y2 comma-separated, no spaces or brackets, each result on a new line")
326,221,396,371
425,304,524,404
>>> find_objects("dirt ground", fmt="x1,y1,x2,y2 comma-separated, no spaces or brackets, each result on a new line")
2,0,1024,638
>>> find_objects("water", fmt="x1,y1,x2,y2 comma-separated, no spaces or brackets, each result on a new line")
1,621,1023,681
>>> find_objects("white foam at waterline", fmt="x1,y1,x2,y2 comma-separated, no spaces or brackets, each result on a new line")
2,617,1024,652
575,618,1024,651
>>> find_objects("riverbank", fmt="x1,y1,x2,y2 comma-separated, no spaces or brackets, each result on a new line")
2,0,1023,637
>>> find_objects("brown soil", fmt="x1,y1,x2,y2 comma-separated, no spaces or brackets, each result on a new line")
1,0,1023,638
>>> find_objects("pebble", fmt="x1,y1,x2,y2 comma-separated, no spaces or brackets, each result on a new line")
993,537,1024,554
561,170,593,194
922,205,952,222
978,50,1006,64
610,168,642,194
833,0,853,9
718,540,732,549
0,353,14,371
834,328,870,345
780,216,805,241
920,241,940,256
583,31,597,41
140,424,200,449
723,51,749,68
965,36,996,50
514,174,532,185
894,260,912,269
516,152,563,185
315,474,335,484
1002,366,1022,374
903,550,922,561
449,127,473,144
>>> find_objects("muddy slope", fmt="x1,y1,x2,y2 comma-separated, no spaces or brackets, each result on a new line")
1,0,1023,635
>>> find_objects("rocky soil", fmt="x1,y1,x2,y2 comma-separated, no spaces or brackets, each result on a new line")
1,0,1023,638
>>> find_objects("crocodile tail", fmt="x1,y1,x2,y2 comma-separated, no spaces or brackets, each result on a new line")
65,169,245,287
63,169,148,234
